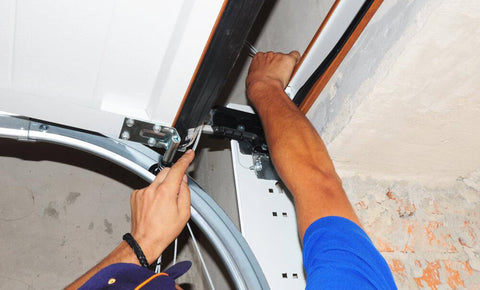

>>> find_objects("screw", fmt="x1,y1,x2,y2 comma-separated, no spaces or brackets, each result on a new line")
39,124,49,132
237,124,245,131
126,118,135,127
261,143,268,151
147,137,156,147
250,160,262,172
121,131,130,140
172,135,180,143
255,161,262,171
153,124,162,133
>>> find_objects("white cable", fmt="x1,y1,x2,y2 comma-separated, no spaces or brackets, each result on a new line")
173,238,178,265
187,222,215,290
192,125,203,151
155,255,162,274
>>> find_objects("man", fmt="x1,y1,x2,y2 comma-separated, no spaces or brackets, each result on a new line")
66,51,396,289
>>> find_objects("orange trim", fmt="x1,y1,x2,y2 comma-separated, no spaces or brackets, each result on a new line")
298,0,383,114
134,273,169,290
172,0,229,126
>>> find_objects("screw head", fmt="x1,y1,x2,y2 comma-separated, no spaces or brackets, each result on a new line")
237,124,245,131
121,131,130,140
126,118,135,128
153,124,162,133
253,160,262,172
147,137,156,147
39,124,49,132
172,135,180,143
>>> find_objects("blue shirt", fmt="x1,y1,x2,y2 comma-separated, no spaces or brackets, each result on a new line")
303,216,397,289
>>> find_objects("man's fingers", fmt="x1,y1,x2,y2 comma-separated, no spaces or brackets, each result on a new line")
289,50,301,63
151,167,171,187
177,180,191,215
162,150,195,193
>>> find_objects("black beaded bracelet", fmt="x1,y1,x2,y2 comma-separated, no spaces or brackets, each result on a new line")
123,233,149,268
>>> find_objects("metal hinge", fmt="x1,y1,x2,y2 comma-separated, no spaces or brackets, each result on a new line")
119,118,180,165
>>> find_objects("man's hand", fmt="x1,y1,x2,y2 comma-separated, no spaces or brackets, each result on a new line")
130,150,195,264
65,150,195,289
246,50,300,104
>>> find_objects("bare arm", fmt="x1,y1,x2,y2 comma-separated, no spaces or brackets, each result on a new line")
65,150,195,289
246,52,360,241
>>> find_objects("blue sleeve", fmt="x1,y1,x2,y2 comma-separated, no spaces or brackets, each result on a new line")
303,216,397,289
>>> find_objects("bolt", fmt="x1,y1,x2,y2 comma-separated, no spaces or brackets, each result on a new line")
121,131,130,140
153,124,162,133
39,124,49,132
147,137,156,147
261,143,268,151
172,135,180,143
250,160,262,172
237,124,245,131
126,118,135,128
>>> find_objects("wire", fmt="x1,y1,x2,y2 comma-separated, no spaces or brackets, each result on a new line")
173,238,178,265
245,41,258,58
192,125,203,151
187,222,215,289
155,255,162,274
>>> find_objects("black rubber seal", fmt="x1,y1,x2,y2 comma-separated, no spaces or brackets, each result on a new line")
292,0,375,106
174,0,265,141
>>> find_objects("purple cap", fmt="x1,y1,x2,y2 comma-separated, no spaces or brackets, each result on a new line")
79,261,192,289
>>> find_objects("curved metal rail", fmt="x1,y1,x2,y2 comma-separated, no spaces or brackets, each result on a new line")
0,114,269,290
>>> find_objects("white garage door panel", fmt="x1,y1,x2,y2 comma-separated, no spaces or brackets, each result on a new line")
95,0,185,121
0,0,224,138
0,0,15,87
13,0,114,104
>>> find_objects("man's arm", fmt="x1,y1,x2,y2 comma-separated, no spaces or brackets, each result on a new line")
246,52,360,240
65,150,195,289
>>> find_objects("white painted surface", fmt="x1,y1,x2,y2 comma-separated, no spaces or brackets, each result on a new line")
0,0,224,138
228,104,305,289
231,140,305,289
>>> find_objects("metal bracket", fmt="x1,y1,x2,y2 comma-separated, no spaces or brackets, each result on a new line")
251,153,280,180
119,118,180,165
231,140,305,289
206,106,268,155
206,106,280,180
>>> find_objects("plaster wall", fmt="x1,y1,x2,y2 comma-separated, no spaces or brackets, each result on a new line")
307,0,480,288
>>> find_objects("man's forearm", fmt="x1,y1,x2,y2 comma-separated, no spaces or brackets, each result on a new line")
248,77,360,240
249,83,340,181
